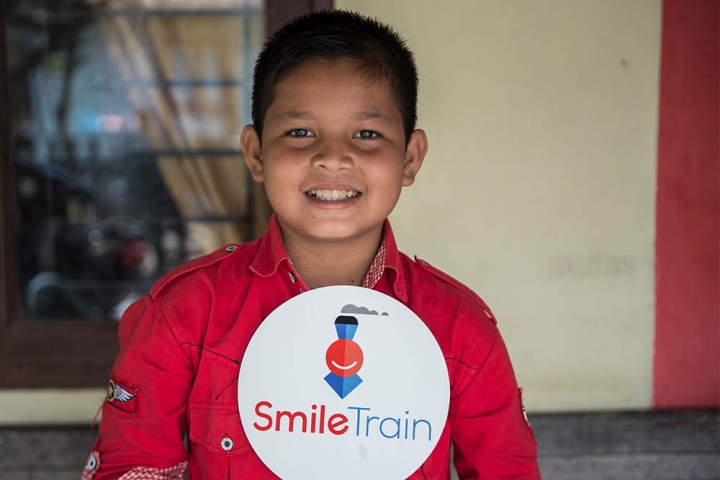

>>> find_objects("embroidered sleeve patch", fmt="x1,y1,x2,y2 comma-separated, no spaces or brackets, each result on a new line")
519,388,531,428
106,374,138,413
518,387,537,444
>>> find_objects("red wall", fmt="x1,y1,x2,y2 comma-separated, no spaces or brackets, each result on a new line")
654,0,720,408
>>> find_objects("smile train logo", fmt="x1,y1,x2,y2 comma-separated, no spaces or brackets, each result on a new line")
324,315,364,399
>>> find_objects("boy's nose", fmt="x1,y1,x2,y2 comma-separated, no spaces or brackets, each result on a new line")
310,138,354,172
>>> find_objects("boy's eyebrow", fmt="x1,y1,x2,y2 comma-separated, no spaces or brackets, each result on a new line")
276,110,316,120
355,111,392,122
274,110,393,122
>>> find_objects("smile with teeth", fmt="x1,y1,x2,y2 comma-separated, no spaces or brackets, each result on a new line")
306,189,360,201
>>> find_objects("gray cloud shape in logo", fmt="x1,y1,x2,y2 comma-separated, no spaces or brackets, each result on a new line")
341,304,388,316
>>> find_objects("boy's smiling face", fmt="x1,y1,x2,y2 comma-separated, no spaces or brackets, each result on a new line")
242,58,427,248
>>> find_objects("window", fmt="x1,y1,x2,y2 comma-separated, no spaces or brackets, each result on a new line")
0,0,331,388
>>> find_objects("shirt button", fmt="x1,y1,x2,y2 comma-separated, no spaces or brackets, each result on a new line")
226,245,237,253
221,437,234,451
289,272,297,283
86,456,98,470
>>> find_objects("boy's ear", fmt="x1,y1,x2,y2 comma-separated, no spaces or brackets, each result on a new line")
402,129,428,187
241,124,264,182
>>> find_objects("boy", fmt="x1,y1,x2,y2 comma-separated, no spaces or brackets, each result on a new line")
83,10,540,479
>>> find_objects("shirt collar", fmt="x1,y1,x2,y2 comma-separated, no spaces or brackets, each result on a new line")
249,213,291,278
361,231,386,289
377,219,408,302
250,214,407,302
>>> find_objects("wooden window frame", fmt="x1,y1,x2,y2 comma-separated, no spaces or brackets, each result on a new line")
0,0,332,388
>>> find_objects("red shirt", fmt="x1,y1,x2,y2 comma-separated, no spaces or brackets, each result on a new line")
84,215,540,479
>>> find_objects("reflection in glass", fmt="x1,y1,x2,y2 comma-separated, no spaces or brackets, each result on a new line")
5,0,265,320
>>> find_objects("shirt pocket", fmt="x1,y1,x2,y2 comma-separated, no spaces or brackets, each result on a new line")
188,403,253,477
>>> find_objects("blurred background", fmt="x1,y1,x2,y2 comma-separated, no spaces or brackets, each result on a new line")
0,0,717,478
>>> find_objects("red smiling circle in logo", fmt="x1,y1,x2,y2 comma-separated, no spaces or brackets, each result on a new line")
326,339,364,377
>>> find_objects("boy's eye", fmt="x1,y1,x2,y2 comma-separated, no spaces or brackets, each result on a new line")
288,129,313,137
355,130,380,139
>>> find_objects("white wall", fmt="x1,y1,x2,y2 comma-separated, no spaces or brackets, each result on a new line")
336,0,662,411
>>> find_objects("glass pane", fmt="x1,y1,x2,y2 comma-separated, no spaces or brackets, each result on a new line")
5,0,265,321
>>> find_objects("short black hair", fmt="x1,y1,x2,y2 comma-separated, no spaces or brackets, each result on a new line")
251,10,418,142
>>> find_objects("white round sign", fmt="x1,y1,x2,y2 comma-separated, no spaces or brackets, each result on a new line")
238,286,450,480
